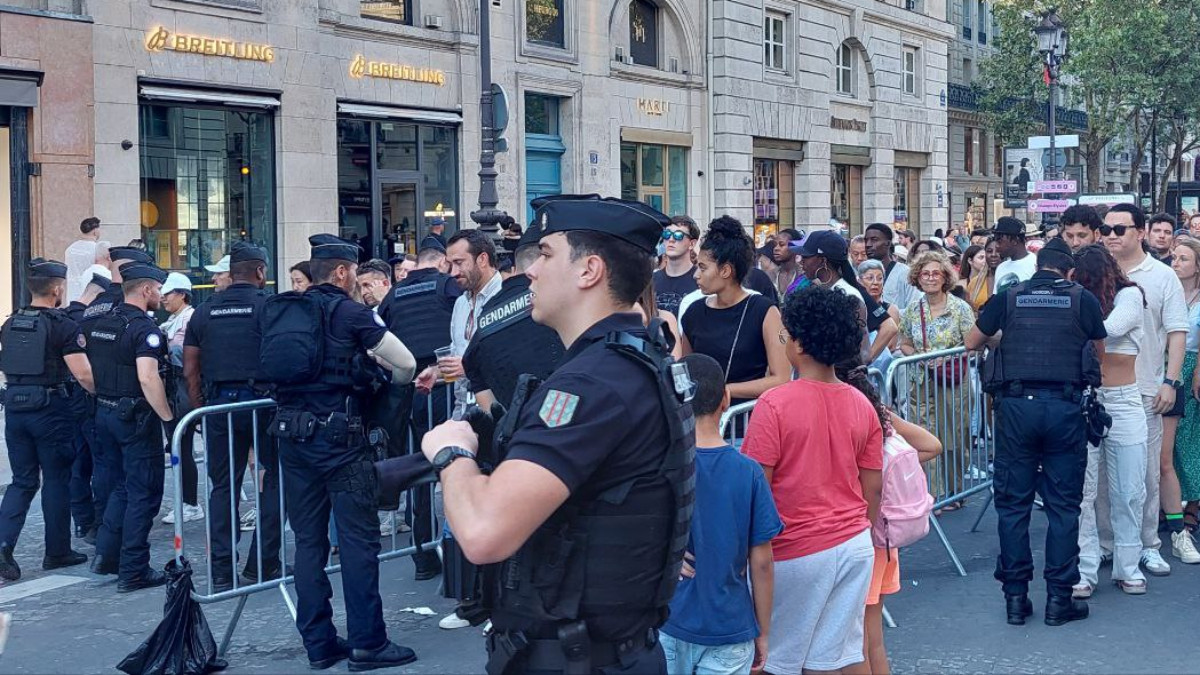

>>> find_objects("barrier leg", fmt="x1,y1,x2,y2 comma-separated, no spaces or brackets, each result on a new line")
218,594,249,657
882,604,897,629
279,581,298,621
929,513,967,577
970,489,994,533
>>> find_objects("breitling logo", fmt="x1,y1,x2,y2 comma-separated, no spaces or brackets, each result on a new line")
349,54,446,86
145,26,275,63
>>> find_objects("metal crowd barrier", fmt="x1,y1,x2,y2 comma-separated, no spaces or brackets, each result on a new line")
719,400,758,447
883,346,993,577
168,385,455,656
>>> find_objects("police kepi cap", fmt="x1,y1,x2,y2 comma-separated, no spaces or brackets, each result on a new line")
120,263,168,284
795,230,848,262
309,233,361,262
1039,237,1076,270
994,216,1026,237
109,246,153,265
517,219,542,250
229,241,268,264
531,194,670,254
89,273,111,290
418,235,446,254
27,257,68,279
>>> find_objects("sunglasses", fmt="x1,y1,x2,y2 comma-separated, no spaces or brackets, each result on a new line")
1098,225,1133,237
661,230,689,242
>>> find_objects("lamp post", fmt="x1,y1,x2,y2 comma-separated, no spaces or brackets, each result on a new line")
470,0,509,239
1033,10,1068,182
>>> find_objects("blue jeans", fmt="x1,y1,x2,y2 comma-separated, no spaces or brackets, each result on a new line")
660,634,753,675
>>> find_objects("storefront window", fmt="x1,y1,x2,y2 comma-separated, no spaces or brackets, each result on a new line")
377,122,419,172
831,163,864,234
753,158,794,242
620,141,687,216
894,167,921,233
629,0,658,68
361,0,410,24
139,103,276,292
527,0,565,48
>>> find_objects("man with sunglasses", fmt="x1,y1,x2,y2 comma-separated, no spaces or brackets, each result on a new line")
652,215,701,316
993,217,1037,294
1103,203,1194,576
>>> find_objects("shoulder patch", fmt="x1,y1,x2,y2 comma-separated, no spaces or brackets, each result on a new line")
539,390,580,428
146,333,162,348
76,333,87,349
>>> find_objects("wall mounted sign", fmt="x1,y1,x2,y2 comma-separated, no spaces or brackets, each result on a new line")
830,117,867,132
637,98,669,115
349,55,446,86
145,27,274,62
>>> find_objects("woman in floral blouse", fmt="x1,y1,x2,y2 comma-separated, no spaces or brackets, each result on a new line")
899,251,977,510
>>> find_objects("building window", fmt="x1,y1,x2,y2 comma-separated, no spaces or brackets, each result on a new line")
894,167,921,233
964,127,975,174
903,47,918,95
831,164,864,234
977,1,988,43
361,0,410,24
139,103,276,294
629,0,659,68
978,129,989,176
753,158,794,235
962,57,973,81
527,0,565,48
961,0,972,39
620,142,687,215
525,93,560,135
836,43,854,96
764,12,787,72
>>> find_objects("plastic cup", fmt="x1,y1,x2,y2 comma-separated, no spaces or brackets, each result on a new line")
434,345,457,383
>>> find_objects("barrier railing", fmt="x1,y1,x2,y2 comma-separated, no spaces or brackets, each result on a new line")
883,346,992,577
719,400,757,447
169,385,454,656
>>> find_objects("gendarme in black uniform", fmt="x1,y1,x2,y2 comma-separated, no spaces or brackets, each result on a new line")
0,259,90,580
65,272,110,540
472,195,696,674
974,237,1105,626
182,242,282,590
78,246,152,333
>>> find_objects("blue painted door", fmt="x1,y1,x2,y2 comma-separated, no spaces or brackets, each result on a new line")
526,134,565,223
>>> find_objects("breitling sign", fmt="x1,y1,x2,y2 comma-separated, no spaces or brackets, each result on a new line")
349,55,446,86
145,27,275,62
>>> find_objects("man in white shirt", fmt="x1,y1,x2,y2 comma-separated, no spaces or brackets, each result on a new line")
436,230,503,419
992,217,1038,294
864,223,919,310
1105,203,1197,576
65,217,109,302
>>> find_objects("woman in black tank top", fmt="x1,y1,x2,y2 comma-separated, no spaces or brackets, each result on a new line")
680,216,790,403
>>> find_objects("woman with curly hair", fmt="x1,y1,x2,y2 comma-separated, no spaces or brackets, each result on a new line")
897,250,977,510
1071,243,1149,596
742,286,883,674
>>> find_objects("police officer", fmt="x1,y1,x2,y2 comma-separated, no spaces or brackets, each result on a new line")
79,246,154,330
378,242,462,580
86,262,176,592
462,220,564,411
0,259,95,580
65,272,110,542
181,241,283,591
967,237,1107,626
421,195,695,673
265,234,418,671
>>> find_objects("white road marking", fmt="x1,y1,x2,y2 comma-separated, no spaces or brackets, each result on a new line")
0,575,87,604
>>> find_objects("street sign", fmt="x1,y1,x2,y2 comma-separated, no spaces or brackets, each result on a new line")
1028,199,1075,213
1028,134,1079,149
1035,180,1077,193
1078,193,1136,206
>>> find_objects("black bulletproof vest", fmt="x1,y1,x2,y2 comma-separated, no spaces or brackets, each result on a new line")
386,272,455,366
997,277,1088,386
79,286,122,330
470,278,564,406
0,309,70,386
271,292,371,395
87,307,144,398
198,285,267,386
489,323,696,640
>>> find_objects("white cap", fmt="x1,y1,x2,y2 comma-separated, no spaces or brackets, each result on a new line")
84,263,111,281
894,244,909,262
162,272,193,296
205,255,230,273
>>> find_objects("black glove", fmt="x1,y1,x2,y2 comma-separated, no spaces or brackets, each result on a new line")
162,417,179,448
463,403,499,472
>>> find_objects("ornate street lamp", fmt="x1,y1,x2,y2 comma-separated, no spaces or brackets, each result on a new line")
1033,10,1069,182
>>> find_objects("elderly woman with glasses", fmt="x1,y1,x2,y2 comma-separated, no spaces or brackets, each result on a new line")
898,251,977,511
857,258,901,373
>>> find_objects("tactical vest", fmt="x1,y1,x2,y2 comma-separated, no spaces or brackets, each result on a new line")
472,283,564,405
270,292,375,395
0,308,71,386
487,321,696,640
80,287,121,328
87,309,144,399
387,274,454,365
996,277,1089,386
199,288,266,386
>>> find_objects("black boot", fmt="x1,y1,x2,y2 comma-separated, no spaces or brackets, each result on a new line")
117,569,167,593
309,636,351,671
413,551,442,581
89,553,118,575
1045,595,1089,626
1005,593,1033,625
241,561,293,584
348,641,417,672
0,547,20,581
82,526,98,546
43,550,87,571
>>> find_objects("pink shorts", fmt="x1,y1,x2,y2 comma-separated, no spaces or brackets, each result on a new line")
867,547,900,605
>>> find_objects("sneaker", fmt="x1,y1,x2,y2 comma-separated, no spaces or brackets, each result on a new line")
180,504,204,523
161,509,177,525
1141,548,1172,576
1171,530,1200,564
240,508,257,532
438,612,470,630
1115,579,1148,595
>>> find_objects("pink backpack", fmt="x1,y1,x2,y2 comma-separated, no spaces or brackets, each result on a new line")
871,432,933,549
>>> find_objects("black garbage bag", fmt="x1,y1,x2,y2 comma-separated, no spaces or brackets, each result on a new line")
118,558,229,675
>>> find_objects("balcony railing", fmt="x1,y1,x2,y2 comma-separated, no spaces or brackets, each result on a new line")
949,83,1089,130
948,83,979,110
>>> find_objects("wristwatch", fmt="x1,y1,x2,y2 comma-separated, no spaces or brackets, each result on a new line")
1165,377,1183,388
432,446,476,477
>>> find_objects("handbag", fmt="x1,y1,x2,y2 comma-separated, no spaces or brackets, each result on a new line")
919,299,969,387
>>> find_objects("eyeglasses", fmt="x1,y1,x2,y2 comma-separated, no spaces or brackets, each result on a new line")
661,230,689,242
1098,225,1132,237
919,270,945,279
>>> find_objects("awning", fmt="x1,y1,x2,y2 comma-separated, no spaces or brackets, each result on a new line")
0,69,41,108
139,85,280,108
337,102,462,124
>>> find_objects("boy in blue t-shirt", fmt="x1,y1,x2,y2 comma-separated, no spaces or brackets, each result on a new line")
662,354,783,674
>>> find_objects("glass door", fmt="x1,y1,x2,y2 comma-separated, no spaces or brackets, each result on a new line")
376,176,423,260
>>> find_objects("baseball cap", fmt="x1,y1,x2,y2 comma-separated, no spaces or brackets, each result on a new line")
204,255,231,273
794,230,848,261
161,272,193,296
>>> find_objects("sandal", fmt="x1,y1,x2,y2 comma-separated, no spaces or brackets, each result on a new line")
940,500,965,513
1115,579,1147,595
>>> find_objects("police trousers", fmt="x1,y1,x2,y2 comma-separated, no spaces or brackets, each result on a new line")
94,404,165,581
204,386,282,577
278,433,387,660
0,395,76,557
67,387,99,534
993,392,1088,598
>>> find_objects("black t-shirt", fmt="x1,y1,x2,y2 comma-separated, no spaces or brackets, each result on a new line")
682,294,774,399
976,271,1107,339
744,268,780,304
652,266,698,316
